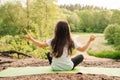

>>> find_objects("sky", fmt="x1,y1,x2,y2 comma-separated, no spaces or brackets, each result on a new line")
0,0,120,9
57,0,120,9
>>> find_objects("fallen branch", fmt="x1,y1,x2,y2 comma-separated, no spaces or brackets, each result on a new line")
0,50,32,59
0,61,13,64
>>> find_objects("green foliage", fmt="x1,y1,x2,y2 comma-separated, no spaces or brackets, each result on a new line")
77,10,94,32
92,10,111,33
88,50,120,59
29,0,62,38
104,24,118,44
0,0,63,59
104,24,120,45
59,4,107,11
60,4,120,34
0,0,62,37
62,9,111,33
110,10,120,25
67,12,81,32
1,1,120,59
0,35,50,58
104,24,120,50
60,4,112,33
0,2,26,36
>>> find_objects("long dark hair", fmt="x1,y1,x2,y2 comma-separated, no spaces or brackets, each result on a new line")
51,21,75,58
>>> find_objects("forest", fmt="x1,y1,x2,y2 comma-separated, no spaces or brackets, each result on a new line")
0,0,120,59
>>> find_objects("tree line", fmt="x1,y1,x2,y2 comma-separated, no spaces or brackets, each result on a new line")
0,1,120,58
60,4,120,50
60,4,120,33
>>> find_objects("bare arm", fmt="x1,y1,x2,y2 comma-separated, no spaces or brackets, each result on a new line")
24,34,48,48
77,35,96,52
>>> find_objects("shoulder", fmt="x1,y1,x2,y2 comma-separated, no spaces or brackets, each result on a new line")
46,39,52,46
73,40,81,48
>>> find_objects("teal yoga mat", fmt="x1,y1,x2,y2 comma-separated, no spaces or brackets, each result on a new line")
0,66,120,77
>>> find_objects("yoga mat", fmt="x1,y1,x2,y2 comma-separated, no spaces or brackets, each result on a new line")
0,66,120,77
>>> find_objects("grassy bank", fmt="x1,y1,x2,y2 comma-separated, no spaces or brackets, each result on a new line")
74,33,120,59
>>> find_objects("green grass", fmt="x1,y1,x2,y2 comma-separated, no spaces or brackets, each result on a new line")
74,33,113,51
88,50,120,59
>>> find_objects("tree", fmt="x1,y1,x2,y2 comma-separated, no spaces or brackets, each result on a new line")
29,0,62,38
92,10,111,33
77,10,94,32
67,12,80,32
110,10,120,25
0,2,26,36
0,0,64,58
104,23,120,50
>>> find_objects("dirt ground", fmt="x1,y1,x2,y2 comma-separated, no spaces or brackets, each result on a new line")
0,34,120,80
0,52,120,80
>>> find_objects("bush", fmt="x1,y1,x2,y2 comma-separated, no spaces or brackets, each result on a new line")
0,35,49,59
104,24,120,50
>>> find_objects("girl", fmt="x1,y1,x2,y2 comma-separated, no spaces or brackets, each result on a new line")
24,21,95,71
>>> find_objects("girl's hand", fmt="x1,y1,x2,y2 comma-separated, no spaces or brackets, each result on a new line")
24,34,32,40
89,35,96,42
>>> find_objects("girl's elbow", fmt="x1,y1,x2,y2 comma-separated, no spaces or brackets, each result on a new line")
77,48,85,52
36,43,48,48
79,49,85,52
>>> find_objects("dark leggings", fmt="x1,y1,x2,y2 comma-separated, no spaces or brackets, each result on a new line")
46,52,84,69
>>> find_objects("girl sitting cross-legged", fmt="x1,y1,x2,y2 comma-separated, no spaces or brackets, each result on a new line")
24,21,96,71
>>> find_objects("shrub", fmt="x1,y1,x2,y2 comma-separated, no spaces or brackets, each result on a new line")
0,35,49,59
104,23,120,50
